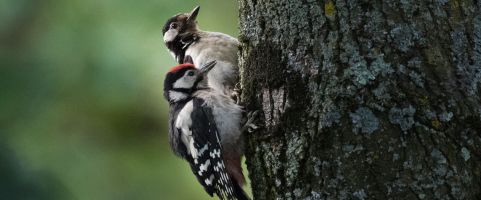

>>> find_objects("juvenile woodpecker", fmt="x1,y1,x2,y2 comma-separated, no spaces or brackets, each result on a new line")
163,61,249,200
162,6,239,97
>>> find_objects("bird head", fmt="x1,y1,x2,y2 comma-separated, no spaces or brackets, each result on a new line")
163,60,216,103
162,6,200,43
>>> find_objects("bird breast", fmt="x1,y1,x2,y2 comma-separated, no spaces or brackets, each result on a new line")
194,90,242,147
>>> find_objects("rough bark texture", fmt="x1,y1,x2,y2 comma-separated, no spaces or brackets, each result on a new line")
238,0,481,199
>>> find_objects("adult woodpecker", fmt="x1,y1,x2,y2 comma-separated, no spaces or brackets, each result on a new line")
163,61,249,200
162,6,239,97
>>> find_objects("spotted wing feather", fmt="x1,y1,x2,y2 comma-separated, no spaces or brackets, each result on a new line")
188,97,238,200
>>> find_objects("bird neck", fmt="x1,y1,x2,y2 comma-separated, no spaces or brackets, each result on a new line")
168,86,209,104
168,77,208,103
167,90,191,104
166,37,186,64
166,31,201,64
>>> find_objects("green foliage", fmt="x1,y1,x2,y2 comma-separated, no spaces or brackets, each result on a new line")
0,0,238,199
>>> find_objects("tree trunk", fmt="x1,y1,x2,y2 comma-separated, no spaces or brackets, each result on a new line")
238,0,481,199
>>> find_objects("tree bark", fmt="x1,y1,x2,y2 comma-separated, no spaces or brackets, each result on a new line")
238,0,481,199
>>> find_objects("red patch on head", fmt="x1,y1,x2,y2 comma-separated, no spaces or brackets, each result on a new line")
167,63,195,74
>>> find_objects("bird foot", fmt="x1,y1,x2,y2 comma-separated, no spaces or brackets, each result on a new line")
232,82,242,105
242,110,261,133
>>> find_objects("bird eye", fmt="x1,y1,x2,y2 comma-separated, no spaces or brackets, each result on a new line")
170,23,178,29
187,71,195,76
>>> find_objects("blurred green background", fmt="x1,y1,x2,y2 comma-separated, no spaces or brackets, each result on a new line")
0,0,240,199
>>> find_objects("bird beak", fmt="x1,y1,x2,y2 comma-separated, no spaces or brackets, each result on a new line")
187,6,200,24
199,60,216,75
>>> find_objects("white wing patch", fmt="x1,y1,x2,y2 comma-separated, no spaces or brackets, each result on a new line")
209,149,221,158
197,144,209,157
198,160,211,176
205,174,215,186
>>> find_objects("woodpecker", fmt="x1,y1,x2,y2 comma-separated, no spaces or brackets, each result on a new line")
163,61,249,200
162,6,239,97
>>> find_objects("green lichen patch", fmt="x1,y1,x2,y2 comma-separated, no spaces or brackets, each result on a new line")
350,107,380,134
389,105,416,131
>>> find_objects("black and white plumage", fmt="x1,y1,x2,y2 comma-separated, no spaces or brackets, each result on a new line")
162,6,239,96
163,61,248,200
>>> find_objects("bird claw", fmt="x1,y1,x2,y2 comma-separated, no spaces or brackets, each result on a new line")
231,91,241,105
234,82,242,91
231,82,242,105
242,110,261,133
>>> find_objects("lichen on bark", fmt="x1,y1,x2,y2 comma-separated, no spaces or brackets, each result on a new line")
239,0,481,199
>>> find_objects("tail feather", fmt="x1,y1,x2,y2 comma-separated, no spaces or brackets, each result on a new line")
231,176,250,200
213,171,250,200
214,176,250,200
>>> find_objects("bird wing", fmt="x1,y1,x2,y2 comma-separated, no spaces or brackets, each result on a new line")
186,97,238,200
